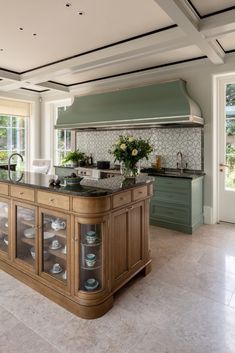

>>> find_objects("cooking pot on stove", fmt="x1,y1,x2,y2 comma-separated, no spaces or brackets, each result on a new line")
97,161,110,170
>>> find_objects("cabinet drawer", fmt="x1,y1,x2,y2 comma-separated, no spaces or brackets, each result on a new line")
154,177,190,191
10,185,35,202
0,183,9,196
37,191,70,211
113,191,131,208
151,201,190,225
133,185,148,201
153,189,190,205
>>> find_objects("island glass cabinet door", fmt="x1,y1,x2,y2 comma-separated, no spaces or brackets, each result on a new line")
74,217,107,297
12,201,38,273
0,197,10,260
38,208,71,292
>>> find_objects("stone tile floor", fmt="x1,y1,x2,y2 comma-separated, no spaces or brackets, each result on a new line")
1,223,235,352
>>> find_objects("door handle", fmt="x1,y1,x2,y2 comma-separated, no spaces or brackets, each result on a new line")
219,163,228,172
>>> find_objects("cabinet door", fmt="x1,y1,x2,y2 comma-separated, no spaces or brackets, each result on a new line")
110,201,145,290
74,217,107,298
128,201,145,270
39,208,70,292
110,208,129,289
0,198,10,260
13,202,37,273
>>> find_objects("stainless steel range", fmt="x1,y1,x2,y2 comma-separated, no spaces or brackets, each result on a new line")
76,167,102,180
76,166,121,180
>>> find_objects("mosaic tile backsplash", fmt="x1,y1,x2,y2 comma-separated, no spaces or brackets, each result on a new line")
76,127,203,170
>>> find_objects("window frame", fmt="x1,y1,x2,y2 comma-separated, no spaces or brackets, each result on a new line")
53,100,75,166
0,114,29,170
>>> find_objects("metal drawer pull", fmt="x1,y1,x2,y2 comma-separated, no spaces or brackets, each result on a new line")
49,198,55,202
120,197,124,200
19,192,24,195
138,191,143,194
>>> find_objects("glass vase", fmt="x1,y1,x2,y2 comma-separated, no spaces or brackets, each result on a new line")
121,162,139,179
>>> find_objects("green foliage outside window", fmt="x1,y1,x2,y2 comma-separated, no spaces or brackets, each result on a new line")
0,115,26,166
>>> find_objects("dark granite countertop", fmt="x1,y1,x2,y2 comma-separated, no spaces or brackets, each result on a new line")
0,170,153,197
141,168,205,179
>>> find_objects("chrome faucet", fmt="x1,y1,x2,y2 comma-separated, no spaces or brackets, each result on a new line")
8,153,24,171
176,151,183,173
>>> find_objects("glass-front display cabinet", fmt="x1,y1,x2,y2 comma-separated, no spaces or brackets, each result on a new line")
76,220,104,295
0,199,10,259
14,203,37,272
39,209,70,291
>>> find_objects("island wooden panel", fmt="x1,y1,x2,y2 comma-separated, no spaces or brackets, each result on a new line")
37,190,70,211
10,185,35,202
0,182,9,196
129,202,144,269
112,190,131,209
72,196,111,214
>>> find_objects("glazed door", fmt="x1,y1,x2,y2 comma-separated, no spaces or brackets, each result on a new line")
39,208,70,292
75,217,107,297
0,198,10,260
218,78,235,222
13,202,38,273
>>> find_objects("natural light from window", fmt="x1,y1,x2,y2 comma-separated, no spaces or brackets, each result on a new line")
0,115,27,169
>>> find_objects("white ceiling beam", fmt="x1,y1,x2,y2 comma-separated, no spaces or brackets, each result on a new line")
36,81,69,92
200,9,235,39
20,27,188,84
0,70,20,82
154,0,225,64
0,81,23,92
60,37,190,77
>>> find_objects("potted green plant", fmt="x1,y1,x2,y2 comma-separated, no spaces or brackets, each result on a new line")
109,135,153,178
62,150,86,167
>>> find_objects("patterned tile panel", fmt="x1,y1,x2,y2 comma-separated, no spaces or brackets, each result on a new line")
76,127,203,170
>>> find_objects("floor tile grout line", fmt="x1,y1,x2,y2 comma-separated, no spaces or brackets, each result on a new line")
0,302,68,353
148,276,235,309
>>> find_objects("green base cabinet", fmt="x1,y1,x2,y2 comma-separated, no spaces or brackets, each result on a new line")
150,176,204,234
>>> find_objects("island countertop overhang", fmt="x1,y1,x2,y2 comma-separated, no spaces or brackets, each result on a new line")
0,170,153,197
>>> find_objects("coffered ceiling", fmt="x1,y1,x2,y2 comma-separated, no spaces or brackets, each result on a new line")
0,0,234,94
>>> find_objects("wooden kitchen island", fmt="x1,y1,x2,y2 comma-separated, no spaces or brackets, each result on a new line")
0,171,153,319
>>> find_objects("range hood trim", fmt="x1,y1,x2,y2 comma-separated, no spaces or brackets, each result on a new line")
55,114,203,130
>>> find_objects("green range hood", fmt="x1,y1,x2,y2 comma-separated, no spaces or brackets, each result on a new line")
55,79,203,130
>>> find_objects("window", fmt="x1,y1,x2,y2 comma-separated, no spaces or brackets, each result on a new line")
0,115,28,169
54,104,75,165
225,83,235,188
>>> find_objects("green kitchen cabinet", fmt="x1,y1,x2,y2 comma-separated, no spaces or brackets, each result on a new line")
150,176,204,234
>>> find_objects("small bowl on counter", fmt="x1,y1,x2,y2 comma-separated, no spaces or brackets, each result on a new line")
64,176,83,186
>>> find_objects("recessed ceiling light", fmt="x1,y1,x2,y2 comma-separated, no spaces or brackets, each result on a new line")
78,11,84,15
65,3,71,7
19,27,24,31
33,33,37,36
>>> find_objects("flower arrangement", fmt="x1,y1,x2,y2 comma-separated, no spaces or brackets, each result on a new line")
109,135,153,177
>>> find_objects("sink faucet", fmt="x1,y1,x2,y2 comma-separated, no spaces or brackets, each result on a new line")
8,153,24,171
176,151,183,173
